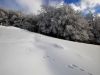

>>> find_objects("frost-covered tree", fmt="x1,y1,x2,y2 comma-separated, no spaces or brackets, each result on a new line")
85,11,94,42
93,13,100,44
0,6,8,25
37,4,56,34
38,3,91,42
85,11,100,44
0,6,37,32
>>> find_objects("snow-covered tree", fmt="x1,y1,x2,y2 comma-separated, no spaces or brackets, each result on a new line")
85,11,100,44
93,12,100,44
38,3,91,42
85,11,94,42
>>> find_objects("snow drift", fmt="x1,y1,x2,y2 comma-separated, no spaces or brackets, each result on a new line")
0,26,100,75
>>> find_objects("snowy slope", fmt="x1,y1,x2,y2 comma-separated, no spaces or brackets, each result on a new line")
0,26,100,75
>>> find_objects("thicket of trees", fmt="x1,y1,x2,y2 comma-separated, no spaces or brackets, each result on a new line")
0,7,38,32
0,4,100,45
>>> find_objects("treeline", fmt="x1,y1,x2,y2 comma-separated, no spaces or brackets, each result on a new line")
0,4,100,45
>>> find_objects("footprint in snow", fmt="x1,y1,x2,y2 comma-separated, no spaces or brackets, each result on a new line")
25,48,32,51
53,44,63,49
66,65,74,69
43,55,50,58
28,49,32,51
79,68,84,71
72,64,78,68
43,56,46,58
52,59,55,61
71,64,85,72
43,55,55,61
88,73,93,75
46,55,51,58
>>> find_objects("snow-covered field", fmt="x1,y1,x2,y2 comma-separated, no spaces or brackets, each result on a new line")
0,26,100,75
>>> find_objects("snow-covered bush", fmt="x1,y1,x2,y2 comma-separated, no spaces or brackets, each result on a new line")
85,12,100,44
37,4,91,42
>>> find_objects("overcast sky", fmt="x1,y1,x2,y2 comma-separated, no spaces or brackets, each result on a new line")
0,0,100,14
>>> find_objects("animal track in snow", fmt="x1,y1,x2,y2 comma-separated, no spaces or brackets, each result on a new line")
43,55,50,58
43,56,46,58
69,64,94,75
88,73,93,75
79,68,84,71
66,65,74,69
52,59,55,61
43,55,55,61
46,55,50,58
72,64,78,68
53,44,63,49
25,48,32,51
71,64,85,72
67,64,86,72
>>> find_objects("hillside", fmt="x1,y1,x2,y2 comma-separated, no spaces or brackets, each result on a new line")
0,26,100,75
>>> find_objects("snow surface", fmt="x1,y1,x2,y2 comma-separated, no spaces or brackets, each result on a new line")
0,26,100,75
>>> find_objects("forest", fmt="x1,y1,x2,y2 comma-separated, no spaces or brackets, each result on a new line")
0,3,100,45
